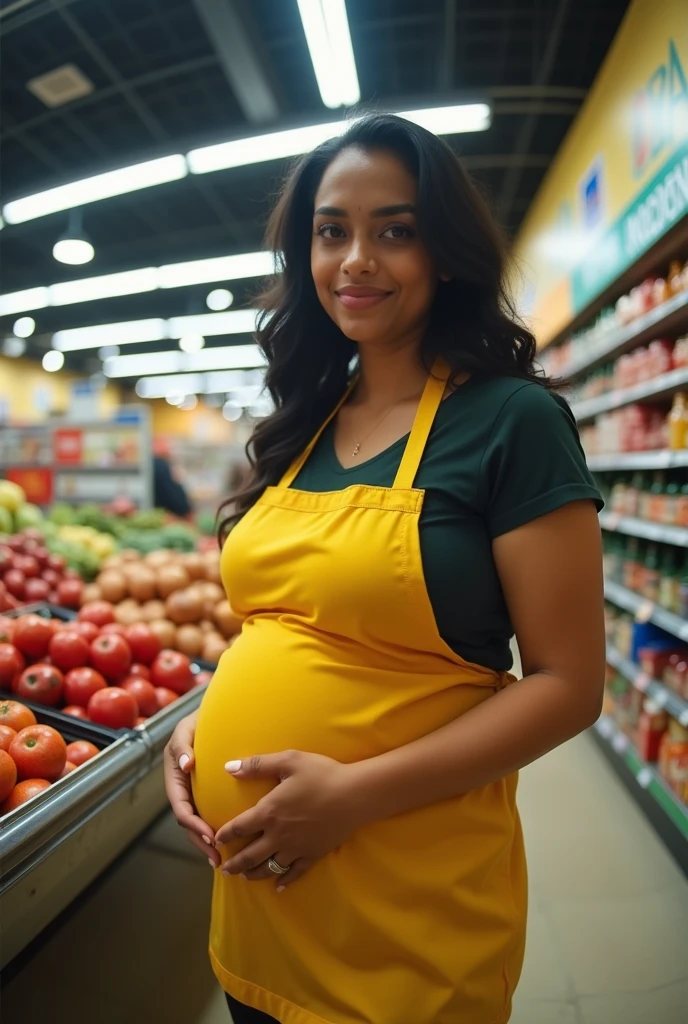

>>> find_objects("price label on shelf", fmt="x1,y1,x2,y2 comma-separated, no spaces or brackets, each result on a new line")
636,768,653,789
612,732,629,755
605,512,622,530
635,672,651,693
635,600,655,624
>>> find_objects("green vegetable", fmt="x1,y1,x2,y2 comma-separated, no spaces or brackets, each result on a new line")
14,503,44,530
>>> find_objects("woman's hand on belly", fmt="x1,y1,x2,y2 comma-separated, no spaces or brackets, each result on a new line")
164,712,222,868
215,750,364,889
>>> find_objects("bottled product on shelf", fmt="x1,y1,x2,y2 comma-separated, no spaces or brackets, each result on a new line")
603,470,688,527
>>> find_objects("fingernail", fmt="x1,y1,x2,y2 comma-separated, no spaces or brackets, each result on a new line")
224,760,242,774
208,858,216,869
276,885,286,893
201,835,211,845
178,754,190,771
222,868,231,877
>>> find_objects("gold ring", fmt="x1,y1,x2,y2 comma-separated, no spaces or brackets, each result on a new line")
267,857,290,876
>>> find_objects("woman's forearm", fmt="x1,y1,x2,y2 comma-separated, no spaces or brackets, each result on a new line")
346,672,603,826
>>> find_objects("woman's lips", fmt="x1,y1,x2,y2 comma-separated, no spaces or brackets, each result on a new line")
335,291,391,310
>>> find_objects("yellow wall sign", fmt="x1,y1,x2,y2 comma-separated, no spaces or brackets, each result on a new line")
514,0,688,346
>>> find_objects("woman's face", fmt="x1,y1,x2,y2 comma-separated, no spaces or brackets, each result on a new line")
311,146,439,350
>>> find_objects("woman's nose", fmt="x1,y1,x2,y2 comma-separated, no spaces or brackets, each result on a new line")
341,238,376,275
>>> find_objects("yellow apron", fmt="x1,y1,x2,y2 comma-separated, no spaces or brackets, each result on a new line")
192,360,527,1024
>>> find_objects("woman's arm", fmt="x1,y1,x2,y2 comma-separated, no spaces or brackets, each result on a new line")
346,500,605,824
218,500,605,884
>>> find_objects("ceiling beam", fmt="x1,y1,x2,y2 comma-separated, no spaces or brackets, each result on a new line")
496,0,573,225
191,0,280,123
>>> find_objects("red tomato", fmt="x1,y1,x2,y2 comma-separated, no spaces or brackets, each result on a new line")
4,569,26,600
13,615,54,660
16,664,64,706
63,666,107,707
55,578,84,610
2,778,51,813
41,568,60,588
123,624,161,666
62,704,89,720
24,578,51,603
150,650,193,695
100,622,128,637
120,677,158,717
89,634,132,681
13,555,39,579
0,643,25,687
128,663,151,680
0,547,13,573
0,749,17,801
47,554,66,573
0,700,36,732
0,616,16,644
78,601,115,628
48,631,90,672
0,723,17,751
59,761,78,778
10,724,67,781
65,740,99,766
87,687,137,729
70,621,100,644
154,686,179,710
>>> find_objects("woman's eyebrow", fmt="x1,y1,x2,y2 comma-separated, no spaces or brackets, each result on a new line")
313,203,416,217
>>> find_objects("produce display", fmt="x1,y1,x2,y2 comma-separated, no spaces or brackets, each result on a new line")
0,611,213,726
85,549,240,663
0,697,101,815
0,531,85,611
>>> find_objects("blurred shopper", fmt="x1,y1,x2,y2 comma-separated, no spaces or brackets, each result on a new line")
152,438,192,518
164,114,605,1024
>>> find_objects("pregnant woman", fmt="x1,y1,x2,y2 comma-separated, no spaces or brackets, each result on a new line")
164,113,605,1024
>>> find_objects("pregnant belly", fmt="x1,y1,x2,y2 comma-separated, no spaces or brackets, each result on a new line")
191,617,495,833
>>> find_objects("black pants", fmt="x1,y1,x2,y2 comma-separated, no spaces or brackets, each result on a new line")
226,993,279,1023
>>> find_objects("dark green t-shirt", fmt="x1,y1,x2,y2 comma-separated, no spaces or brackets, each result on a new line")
292,374,603,672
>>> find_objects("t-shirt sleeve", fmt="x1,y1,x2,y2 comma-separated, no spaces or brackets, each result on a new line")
480,383,603,539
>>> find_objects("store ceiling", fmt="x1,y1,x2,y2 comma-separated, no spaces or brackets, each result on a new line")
0,0,631,385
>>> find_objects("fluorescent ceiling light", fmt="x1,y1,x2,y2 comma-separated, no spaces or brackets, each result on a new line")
0,252,271,315
3,154,188,225
50,267,159,306
297,0,360,109
2,337,26,358
43,350,64,372
187,122,347,174
135,368,263,399
397,103,491,134
0,287,49,316
158,251,274,288
168,309,259,338
53,237,95,265
105,343,265,378
53,318,168,352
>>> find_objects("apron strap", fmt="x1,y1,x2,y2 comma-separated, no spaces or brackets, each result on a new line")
279,376,358,488
393,357,451,490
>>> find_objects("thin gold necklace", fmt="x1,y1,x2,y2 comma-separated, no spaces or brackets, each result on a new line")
350,403,398,457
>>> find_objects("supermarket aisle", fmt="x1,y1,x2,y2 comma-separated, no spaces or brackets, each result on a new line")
2,735,687,1024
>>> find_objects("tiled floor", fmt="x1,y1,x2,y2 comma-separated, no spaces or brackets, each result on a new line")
2,734,687,1024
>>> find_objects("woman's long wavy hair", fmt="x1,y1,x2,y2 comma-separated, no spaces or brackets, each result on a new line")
218,112,551,541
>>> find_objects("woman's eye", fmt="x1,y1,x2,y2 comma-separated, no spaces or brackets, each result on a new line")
382,224,414,239
316,223,345,239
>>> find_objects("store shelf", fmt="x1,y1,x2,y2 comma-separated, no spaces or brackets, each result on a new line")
603,578,688,642
587,450,688,471
564,290,688,379
599,509,688,547
606,644,688,727
572,366,688,424
590,717,688,875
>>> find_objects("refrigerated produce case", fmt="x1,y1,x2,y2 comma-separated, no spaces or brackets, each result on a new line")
0,604,212,968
